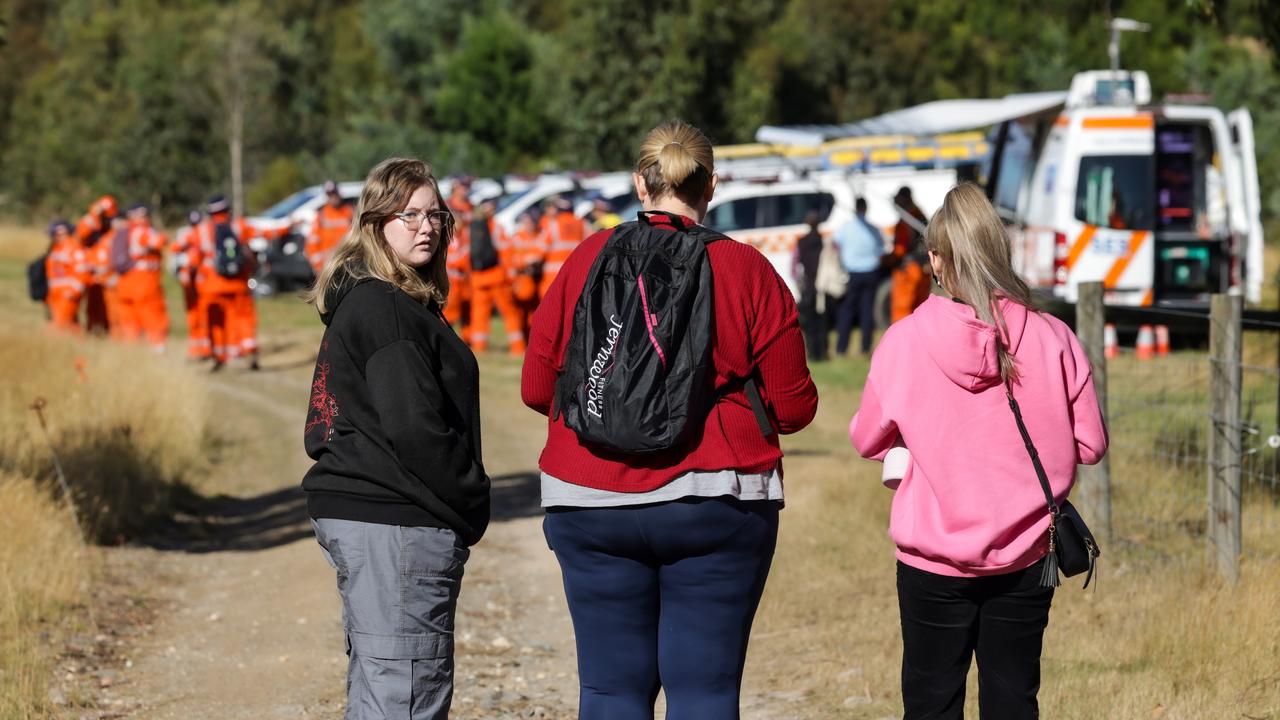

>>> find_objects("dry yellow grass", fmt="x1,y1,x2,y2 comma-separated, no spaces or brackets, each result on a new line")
0,312,213,714
0,222,48,261
0,326,213,542
0,474,90,719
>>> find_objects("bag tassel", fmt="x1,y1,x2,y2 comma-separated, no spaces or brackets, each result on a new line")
1039,524,1061,588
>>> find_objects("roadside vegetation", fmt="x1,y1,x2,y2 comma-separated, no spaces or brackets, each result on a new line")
0,224,213,716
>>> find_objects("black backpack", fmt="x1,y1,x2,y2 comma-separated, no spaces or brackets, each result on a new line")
213,221,247,277
27,253,49,301
469,218,499,272
109,225,135,274
553,212,771,453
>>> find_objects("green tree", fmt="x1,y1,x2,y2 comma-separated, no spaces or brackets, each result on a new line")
435,12,550,174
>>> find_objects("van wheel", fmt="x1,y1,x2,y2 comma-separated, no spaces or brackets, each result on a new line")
874,279,893,329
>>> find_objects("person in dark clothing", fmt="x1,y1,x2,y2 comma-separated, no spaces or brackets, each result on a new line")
793,209,829,361
835,197,884,356
302,157,490,720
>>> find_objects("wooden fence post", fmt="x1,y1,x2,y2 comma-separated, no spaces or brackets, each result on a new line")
1076,282,1113,543
1208,294,1243,582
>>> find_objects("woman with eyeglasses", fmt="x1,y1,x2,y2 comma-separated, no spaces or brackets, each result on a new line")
302,157,491,720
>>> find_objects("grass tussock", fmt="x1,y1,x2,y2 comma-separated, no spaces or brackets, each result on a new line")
0,326,212,543
0,474,90,719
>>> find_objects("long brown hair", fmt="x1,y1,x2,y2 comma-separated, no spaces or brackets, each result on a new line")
635,120,714,205
925,183,1034,382
306,158,451,314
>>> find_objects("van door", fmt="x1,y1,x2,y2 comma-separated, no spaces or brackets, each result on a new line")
1150,119,1232,306
1228,109,1264,304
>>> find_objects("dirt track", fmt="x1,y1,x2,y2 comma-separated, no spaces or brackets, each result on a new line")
70,335,812,719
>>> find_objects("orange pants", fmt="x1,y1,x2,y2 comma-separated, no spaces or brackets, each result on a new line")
891,262,931,323
201,291,241,362
85,284,109,335
47,292,83,335
115,272,169,348
234,290,258,358
512,274,539,339
445,276,472,343
180,283,210,358
105,285,125,340
469,267,526,354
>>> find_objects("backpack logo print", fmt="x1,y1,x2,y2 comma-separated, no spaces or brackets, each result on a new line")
585,315,623,420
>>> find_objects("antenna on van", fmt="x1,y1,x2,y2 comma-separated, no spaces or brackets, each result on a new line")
1108,18,1150,74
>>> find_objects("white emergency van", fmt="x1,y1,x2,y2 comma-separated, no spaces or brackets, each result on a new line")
1003,70,1263,308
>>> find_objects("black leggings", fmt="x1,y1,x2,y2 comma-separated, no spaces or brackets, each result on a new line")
897,559,1054,719
543,498,779,720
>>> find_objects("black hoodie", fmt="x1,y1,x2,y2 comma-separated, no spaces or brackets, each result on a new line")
301,272,490,545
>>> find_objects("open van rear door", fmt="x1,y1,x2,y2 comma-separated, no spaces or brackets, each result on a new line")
1228,108,1264,304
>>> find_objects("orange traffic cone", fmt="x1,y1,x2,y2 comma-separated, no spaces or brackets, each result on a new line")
1104,324,1119,360
1136,324,1155,360
1155,325,1170,356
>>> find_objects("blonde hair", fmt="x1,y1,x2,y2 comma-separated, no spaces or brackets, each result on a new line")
306,158,451,314
636,120,714,205
925,183,1034,382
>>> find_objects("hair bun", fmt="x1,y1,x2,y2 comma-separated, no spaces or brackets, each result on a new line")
636,119,714,203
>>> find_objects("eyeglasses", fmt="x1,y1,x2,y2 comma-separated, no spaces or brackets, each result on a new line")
392,210,453,232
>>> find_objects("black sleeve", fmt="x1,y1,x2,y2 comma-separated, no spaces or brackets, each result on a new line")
364,340,489,517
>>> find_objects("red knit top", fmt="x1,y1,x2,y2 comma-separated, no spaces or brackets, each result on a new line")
520,213,819,492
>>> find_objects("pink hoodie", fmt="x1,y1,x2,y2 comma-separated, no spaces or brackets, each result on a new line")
850,295,1107,577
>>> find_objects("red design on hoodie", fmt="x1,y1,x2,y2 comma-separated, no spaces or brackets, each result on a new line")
306,361,339,442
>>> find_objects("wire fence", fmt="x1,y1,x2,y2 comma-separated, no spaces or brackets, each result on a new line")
1236,355,1280,561
1103,329,1280,568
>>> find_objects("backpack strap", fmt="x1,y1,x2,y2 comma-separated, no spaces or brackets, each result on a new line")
744,378,775,438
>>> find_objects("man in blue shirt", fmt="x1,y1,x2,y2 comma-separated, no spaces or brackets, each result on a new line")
834,197,884,356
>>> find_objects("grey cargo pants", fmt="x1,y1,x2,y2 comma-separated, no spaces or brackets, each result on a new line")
312,518,469,720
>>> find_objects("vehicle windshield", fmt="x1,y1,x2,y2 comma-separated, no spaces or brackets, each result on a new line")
257,188,319,219
1075,155,1154,230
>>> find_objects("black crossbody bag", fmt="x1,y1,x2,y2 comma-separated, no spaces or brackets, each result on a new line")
1005,381,1101,589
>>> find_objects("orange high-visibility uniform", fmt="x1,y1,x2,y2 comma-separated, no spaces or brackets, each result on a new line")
85,236,123,338
305,203,354,275
76,213,113,335
45,238,90,334
171,226,209,358
444,196,473,342
467,219,526,355
538,210,587,299
890,216,930,323
507,226,544,338
192,216,283,363
114,220,170,349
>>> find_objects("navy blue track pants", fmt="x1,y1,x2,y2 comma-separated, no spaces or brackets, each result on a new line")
543,497,780,720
